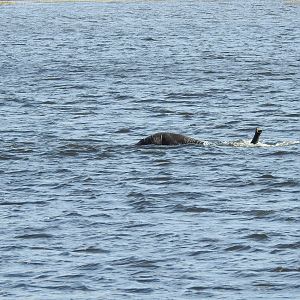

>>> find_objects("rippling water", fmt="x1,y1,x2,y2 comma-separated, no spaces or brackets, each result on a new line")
1,0,299,299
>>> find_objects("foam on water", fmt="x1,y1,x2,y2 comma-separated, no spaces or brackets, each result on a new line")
221,139,300,148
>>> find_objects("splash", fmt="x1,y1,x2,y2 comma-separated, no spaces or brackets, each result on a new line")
221,140,299,148
270,141,300,147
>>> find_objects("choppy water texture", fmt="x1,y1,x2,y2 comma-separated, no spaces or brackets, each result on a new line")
1,0,300,299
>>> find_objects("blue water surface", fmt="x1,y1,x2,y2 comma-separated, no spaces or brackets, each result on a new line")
0,0,299,299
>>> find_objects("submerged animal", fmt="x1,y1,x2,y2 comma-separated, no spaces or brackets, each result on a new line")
136,132,204,146
137,128,262,146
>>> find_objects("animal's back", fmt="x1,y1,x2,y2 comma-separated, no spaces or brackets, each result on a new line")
137,132,203,145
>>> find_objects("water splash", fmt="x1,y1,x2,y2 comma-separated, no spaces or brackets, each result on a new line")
135,140,299,149
216,140,299,148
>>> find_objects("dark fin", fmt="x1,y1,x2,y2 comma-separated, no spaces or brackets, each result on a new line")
251,128,262,144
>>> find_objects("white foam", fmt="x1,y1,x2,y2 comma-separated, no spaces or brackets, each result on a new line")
218,140,299,148
221,139,254,147
272,141,300,147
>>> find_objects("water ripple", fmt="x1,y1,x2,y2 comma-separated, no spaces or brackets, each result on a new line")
1,1,299,299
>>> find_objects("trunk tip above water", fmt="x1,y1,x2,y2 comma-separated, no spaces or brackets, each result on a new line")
251,127,263,144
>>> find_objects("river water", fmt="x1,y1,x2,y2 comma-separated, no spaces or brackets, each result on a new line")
0,0,299,299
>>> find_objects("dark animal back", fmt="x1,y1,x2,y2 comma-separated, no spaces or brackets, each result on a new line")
137,132,203,145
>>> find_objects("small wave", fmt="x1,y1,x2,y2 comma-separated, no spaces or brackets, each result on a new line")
142,37,156,42
273,241,300,250
189,250,211,256
173,204,212,213
111,257,160,269
154,159,173,166
272,140,300,146
16,233,53,239
73,246,110,254
253,282,278,289
244,233,269,241
225,245,251,251
0,200,46,206
120,288,154,294
188,285,242,291
265,150,295,156
258,141,300,147
258,174,277,179
115,128,131,133
57,144,99,157
0,153,19,160
244,209,275,218
271,266,300,273
76,263,101,270
39,283,92,292
65,212,83,217
135,278,160,283
124,222,153,229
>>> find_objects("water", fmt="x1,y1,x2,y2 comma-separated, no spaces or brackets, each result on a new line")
0,0,299,299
